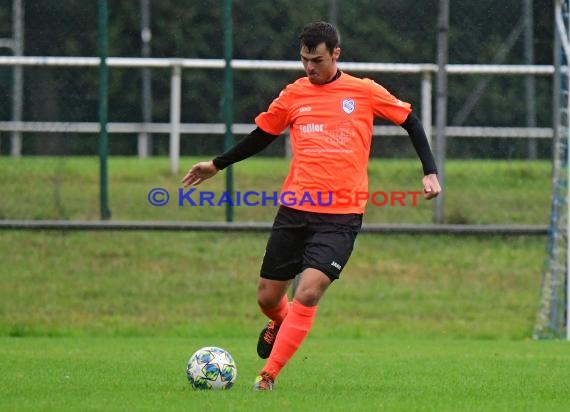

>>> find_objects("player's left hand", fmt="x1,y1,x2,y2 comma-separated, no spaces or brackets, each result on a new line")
422,174,442,200
181,161,219,187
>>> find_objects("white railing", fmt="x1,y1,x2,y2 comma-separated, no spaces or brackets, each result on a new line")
0,56,558,174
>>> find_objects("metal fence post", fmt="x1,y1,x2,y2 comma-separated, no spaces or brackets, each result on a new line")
98,0,111,220
434,0,449,224
421,70,433,147
10,0,24,157
169,61,182,176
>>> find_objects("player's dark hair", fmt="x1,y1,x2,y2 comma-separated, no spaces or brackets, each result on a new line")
299,21,340,54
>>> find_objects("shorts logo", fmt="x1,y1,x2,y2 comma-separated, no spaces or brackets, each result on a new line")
342,99,355,114
331,261,342,270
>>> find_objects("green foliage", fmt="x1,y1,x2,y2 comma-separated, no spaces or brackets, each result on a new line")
0,0,555,155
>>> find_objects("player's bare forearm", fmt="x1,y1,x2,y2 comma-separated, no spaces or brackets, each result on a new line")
181,161,219,187
422,174,442,200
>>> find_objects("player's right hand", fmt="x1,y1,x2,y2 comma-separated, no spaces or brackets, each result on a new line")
181,161,219,187
422,173,442,200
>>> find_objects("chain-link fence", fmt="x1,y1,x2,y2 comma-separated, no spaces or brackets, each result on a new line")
0,0,556,225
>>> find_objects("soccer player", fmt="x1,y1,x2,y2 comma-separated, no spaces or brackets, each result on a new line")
182,21,441,391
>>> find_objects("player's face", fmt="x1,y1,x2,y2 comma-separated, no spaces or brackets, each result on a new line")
300,42,340,85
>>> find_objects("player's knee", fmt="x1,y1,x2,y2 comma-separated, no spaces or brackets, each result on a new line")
257,295,273,310
293,286,323,307
293,269,331,306
256,285,281,310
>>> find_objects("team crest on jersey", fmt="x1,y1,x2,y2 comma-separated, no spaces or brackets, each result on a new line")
342,99,355,114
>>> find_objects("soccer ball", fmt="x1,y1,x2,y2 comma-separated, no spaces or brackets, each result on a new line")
186,346,237,390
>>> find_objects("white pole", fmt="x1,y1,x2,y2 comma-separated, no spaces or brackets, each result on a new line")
434,0,449,224
421,70,432,147
138,0,152,158
566,97,569,341
556,0,570,341
169,63,182,176
566,67,570,340
524,0,537,159
556,0,570,340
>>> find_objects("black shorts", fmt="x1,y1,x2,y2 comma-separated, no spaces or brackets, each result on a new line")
260,206,363,282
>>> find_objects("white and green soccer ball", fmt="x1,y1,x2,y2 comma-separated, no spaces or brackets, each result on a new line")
186,346,237,390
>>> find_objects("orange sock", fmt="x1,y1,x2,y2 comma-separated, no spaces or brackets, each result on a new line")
260,294,289,325
261,299,317,380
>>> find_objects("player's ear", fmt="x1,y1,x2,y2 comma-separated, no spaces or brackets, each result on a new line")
333,47,341,61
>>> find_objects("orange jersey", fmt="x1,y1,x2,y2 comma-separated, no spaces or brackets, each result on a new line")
255,72,412,214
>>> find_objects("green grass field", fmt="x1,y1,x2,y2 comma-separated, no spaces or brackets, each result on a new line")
1,157,568,411
2,337,569,411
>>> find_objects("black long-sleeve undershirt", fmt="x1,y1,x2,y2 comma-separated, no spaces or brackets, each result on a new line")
400,113,438,175
212,127,280,170
213,113,437,175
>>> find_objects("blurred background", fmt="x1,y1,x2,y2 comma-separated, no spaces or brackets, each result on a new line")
0,0,555,158
0,0,559,227
0,0,567,344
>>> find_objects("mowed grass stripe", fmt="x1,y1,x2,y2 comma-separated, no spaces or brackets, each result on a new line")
1,337,569,411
